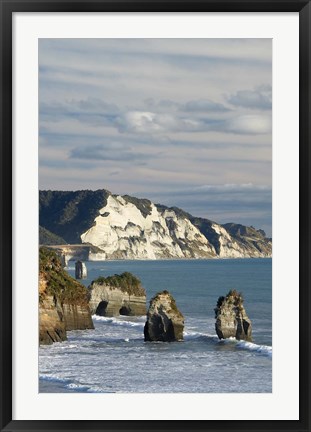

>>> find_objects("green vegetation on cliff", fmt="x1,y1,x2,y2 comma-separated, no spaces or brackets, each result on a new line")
156,203,221,253
223,223,267,240
122,195,152,218
92,272,146,296
39,189,110,243
39,247,89,306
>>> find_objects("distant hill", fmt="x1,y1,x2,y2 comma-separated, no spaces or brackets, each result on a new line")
39,189,272,259
39,226,67,245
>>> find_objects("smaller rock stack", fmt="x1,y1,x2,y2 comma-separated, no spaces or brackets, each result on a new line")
75,260,87,279
214,289,252,341
144,290,184,342
88,272,146,317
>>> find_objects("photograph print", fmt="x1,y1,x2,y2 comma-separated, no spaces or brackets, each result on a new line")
38,38,272,393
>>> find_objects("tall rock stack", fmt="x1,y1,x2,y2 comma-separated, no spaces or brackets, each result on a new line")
144,290,184,342
214,290,252,341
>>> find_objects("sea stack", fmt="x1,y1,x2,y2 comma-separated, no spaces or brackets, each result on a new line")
75,260,87,279
214,289,252,341
144,290,184,342
88,272,146,317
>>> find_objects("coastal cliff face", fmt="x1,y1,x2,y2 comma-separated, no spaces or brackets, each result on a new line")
89,272,146,317
144,291,184,342
215,290,252,341
39,247,94,345
39,189,272,259
62,303,94,331
81,195,215,259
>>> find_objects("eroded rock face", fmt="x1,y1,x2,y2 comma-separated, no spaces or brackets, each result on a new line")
39,293,67,345
144,291,184,342
39,247,94,345
62,303,94,331
88,272,146,317
215,290,252,341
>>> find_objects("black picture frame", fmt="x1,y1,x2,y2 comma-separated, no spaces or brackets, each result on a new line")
0,1,310,431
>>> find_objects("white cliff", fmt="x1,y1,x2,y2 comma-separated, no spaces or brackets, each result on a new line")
81,195,215,259
80,195,271,260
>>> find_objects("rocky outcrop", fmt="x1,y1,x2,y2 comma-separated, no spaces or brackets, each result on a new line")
144,291,184,342
88,272,146,317
39,189,272,260
215,290,252,341
39,247,94,345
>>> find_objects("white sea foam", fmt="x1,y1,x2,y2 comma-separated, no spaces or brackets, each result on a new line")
39,374,106,393
222,337,272,357
183,330,218,342
39,374,72,384
92,315,145,328
184,331,272,357
235,340,272,357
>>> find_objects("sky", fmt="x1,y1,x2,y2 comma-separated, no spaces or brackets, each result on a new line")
39,38,272,235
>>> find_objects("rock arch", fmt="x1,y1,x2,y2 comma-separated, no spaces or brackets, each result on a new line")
95,300,108,316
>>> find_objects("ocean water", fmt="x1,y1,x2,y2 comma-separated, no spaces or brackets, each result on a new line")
39,258,272,393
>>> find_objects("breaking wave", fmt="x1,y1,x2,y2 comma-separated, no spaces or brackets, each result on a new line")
39,374,111,393
91,317,272,357
184,330,272,357
92,314,145,328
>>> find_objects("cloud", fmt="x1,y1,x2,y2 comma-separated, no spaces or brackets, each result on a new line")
153,183,271,198
228,85,272,110
74,97,119,114
40,96,272,137
113,109,271,135
70,143,148,162
143,98,229,113
40,98,119,127
116,111,161,133
144,98,180,111
221,114,272,135
40,39,272,68
182,99,230,113
115,110,204,134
